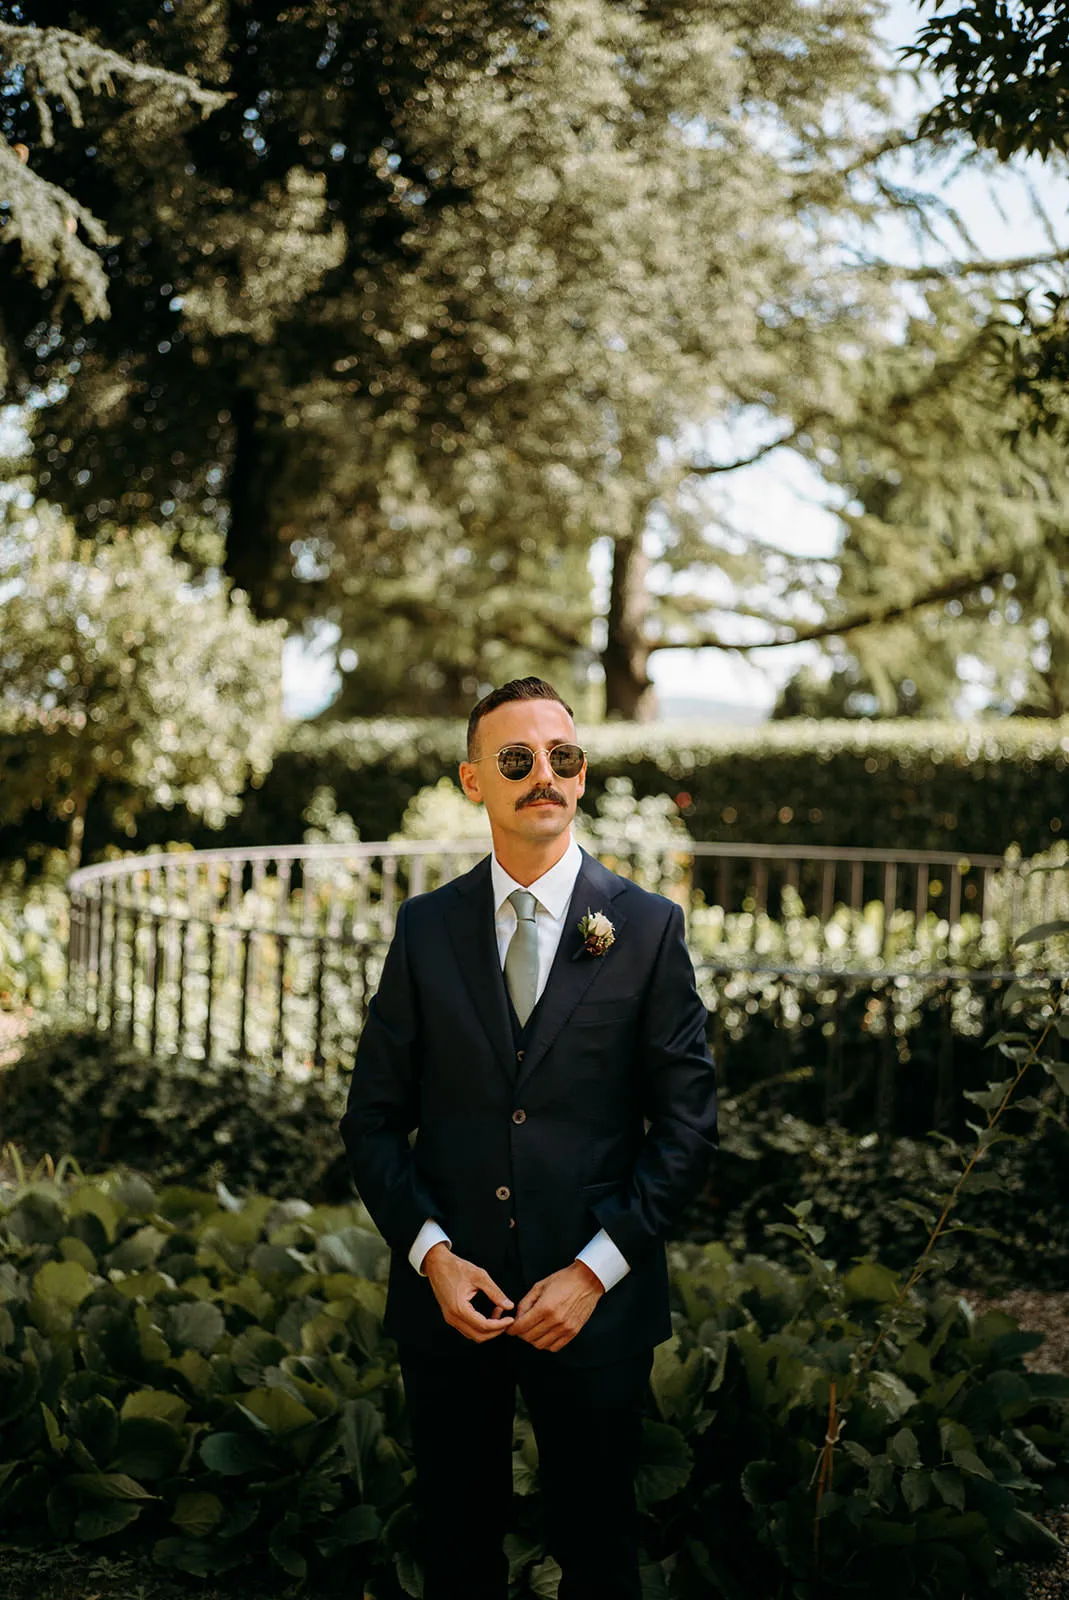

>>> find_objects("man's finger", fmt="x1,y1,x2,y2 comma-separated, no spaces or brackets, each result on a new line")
512,1304,556,1339
476,1271,514,1309
452,1315,510,1342
456,1299,514,1332
514,1280,545,1318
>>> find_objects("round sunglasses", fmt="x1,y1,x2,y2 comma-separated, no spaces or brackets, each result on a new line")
470,742,586,781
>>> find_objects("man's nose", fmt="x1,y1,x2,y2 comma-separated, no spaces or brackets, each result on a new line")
530,747,557,784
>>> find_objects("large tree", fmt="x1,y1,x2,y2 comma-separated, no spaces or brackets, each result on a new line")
762,0,1069,718
903,0,1069,436
769,274,1069,719
2,1,918,717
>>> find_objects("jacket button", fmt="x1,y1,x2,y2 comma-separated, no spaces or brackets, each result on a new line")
516,1049,525,1061
511,1109,526,1125
495,1184,511,1201
509,1217,516,1229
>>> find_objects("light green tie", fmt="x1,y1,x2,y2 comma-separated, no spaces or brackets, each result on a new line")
505,888,539,1027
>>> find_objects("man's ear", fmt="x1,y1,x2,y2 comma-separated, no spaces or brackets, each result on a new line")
458,761,482,803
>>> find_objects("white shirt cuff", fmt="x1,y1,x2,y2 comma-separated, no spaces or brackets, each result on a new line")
410,1218,451,1275
575,1227,630,1292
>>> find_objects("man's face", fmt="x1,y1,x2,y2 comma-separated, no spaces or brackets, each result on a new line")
458,699,586,846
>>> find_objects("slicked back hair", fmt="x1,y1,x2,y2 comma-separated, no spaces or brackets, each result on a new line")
466,677,574,762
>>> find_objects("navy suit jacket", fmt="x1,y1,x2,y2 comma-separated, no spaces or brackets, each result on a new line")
338,845,718,1366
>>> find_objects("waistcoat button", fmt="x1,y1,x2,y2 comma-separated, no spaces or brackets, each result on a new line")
512,1109,526,1125
495,1184,511,1201
516,1049,525,1061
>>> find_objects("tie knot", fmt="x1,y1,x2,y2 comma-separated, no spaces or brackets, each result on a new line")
508,888,538,922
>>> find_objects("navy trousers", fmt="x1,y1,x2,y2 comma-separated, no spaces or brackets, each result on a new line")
399,1309,652,1600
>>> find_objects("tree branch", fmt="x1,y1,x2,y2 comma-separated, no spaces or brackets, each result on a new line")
646,561,1006,653
874,247,1069,283
0,22,230,146
682,413,823,477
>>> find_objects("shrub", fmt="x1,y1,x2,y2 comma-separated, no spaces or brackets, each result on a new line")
1,1165,1067,1597
0,1161,399,1589
0,854,69,1021
657,1232,1069,1599
0,1029,352,1204
678,1093,1069,1292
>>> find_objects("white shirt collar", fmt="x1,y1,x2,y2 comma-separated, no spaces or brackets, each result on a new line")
490,831,583,920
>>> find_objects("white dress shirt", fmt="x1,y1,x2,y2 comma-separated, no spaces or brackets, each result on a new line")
408,830,631,1292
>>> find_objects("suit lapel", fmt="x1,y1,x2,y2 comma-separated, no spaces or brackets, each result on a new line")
443,856,515,1073
514,848,628,1093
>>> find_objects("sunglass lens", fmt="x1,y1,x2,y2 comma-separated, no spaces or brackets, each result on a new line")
549,744,584,777
498,746,535,780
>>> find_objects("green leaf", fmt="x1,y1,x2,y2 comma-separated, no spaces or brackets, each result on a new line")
340,1398,383,1495
1042,1059,1069,1095
741,1459,781,1509
952,1448,993,1480
238,1386,316,1435
867,1372,917,1421
172,1491,223,1537
112,1417,185,1480
120,1389,189,1427
269,1512,307,1579
650,1339,707,1426
888,1427,920,1469
68,1186,121,1245
931,1468,965,1510
1014,919,1069,946
315,1503,381,1558
843,1262,901,1304
635,1420,693,1509
152,1536,245,1576
316,1226,389,1279
73,1500,142,1541
198,1431,267,1475
33,1259,94,1308
1004,1509,1065,1556
66,1471,158,1502
227,1329,288,1386
962,1078,1014,1113
66,1394,119,1464
529,1556,563,1598
162,1301,225,1355
41,1403,68,1456
901,1469,930,1511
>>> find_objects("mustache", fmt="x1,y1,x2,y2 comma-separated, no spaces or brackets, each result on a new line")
518,787,565,808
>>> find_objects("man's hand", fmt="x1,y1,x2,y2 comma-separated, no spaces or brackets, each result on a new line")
423,1242,515,1343
507,1261,604,1352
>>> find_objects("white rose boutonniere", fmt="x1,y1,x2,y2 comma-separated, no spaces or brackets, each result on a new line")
578,907,615,956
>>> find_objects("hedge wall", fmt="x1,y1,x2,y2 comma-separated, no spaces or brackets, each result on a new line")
165,716,1069,858
6,716,1069,865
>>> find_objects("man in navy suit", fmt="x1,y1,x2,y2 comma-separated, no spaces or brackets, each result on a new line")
339,676,717,1600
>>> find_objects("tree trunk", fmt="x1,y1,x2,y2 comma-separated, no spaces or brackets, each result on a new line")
225,384,275,614
602,532,658,721
67,789,88,873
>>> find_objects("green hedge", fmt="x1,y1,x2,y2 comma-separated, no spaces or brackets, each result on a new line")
2,1165,1068,1598
201,715,1069,858
11,715,1069,864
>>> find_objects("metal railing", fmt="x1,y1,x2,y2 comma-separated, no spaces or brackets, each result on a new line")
65,838,1054,1131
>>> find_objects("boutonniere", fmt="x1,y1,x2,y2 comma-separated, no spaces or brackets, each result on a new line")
578,907,615,956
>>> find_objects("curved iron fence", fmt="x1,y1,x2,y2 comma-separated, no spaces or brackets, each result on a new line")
65,838,1055,1133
